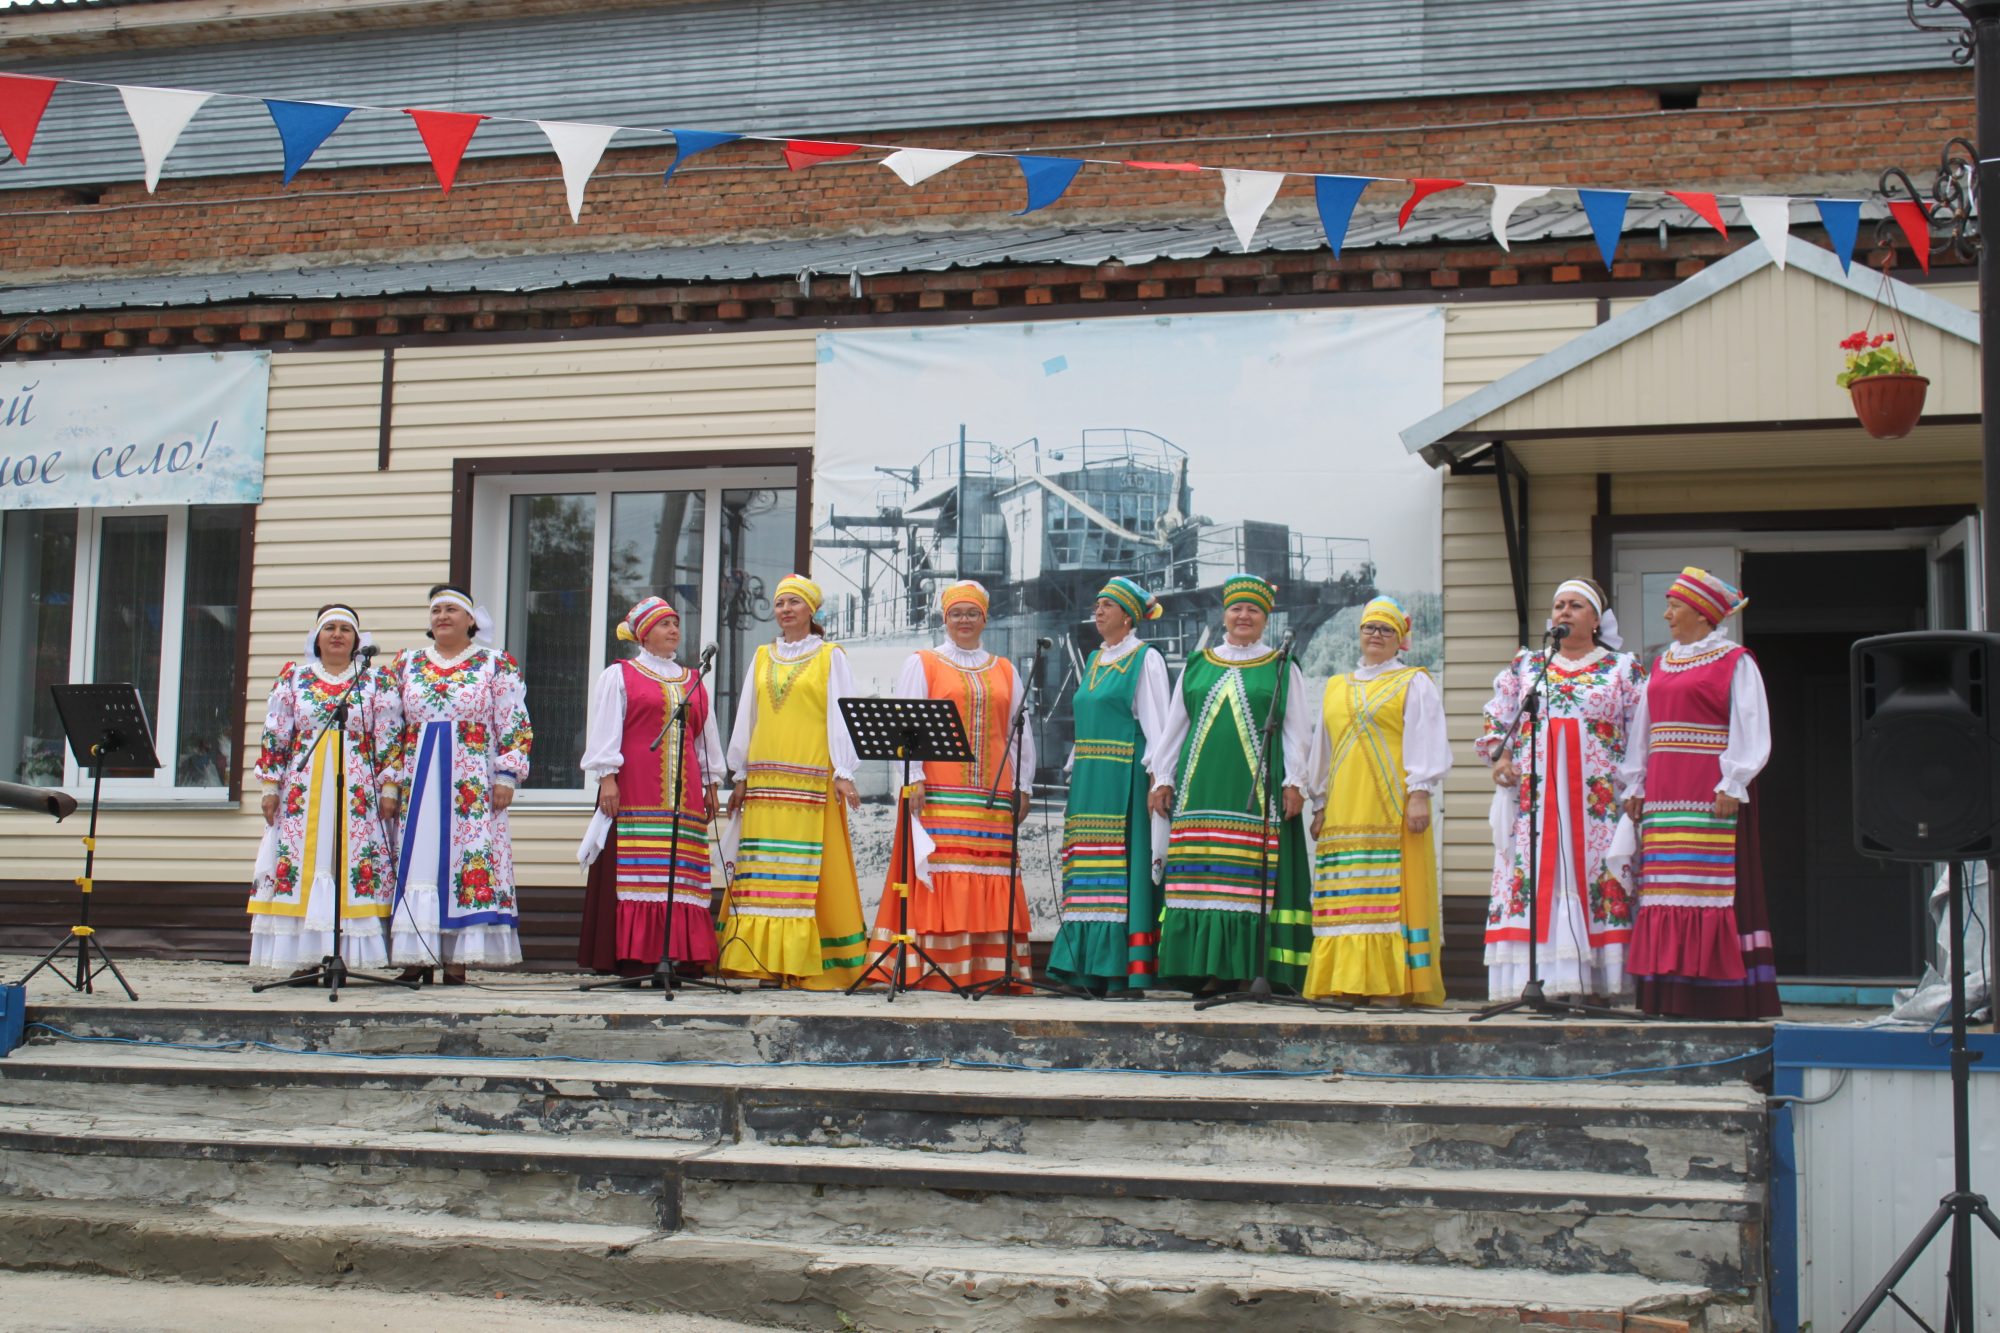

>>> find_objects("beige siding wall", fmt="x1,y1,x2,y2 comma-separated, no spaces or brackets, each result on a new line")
1441,300,1600,404
0,332,817,888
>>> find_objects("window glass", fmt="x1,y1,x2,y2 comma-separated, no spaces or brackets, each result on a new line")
716,488,797,726
507,494,595,790
175,508,245,788
94,513,168,739
604,490,706,666
0,510,77,786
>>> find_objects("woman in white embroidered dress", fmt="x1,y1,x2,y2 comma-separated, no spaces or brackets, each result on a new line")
247,604,400,979
384,584,532,983
1479,578,1646,1001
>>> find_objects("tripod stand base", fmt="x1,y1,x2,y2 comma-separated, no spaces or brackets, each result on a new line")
964,971,1091,1000
16,926,136,1000
1193,974,1351,1012
250,952,417,1003
1471,980,1637,1023
846,934,966,1001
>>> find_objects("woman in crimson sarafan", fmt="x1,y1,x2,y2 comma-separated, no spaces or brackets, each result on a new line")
1619,567,1780,1020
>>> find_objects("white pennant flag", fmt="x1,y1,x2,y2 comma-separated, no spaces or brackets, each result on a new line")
1740,195,1793,269
1489,184,1551,252
116,85,212,193
536,120,620,222
880,148,976,187
1221,169,1286,252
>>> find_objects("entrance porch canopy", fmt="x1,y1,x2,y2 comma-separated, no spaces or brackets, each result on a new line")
1398,238,1981,641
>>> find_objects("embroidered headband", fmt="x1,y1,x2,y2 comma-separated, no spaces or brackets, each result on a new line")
304,606,373,662
1550,578,1623,650
427,589,494,642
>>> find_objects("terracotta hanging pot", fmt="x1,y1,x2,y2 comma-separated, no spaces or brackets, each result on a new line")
1848,373,1929,440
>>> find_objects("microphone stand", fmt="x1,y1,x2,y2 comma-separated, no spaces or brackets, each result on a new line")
581,646,734,999
1197,630,1343,1012
968,638,1085,1000
1472,628,1630,1022
254,648,416,1002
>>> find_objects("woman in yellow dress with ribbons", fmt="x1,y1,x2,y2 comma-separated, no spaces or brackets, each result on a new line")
1304,596,1452,1005
717,574,868,988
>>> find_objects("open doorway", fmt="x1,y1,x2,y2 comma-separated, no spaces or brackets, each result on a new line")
1613,528,1970,983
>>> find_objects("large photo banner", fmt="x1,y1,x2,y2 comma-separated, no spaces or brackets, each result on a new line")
0,350,269,510
812,306,1446,932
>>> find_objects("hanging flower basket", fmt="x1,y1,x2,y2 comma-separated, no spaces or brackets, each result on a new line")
1848,372,1929,440
1837,329,1927,440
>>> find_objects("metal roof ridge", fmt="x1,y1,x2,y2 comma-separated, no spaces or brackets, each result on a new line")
1398,237,1978,458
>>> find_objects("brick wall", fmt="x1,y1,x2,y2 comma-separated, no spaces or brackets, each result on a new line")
2,70,1971,280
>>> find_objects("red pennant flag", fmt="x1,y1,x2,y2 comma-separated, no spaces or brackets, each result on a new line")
1398,178,1465,230
1887,199,1934,273
783,140,859,171
0,74,59,166
1667,190,1728,235
1125,160,1203,172
404,108,488,194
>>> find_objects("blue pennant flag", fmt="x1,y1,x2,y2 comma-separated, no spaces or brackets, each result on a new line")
1815,198,1862,274
1312,176,1372,258
1577,189,1630,271
1016,156,1084,214
265,100,354,185
663,128,742,185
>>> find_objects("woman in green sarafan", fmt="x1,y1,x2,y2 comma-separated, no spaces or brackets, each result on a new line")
1148,574,1316,993
1047,577,1175,995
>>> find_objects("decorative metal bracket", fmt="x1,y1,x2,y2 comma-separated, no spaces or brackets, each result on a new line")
1879,136,1982,263
1908,0,1977,64
0,317,57,356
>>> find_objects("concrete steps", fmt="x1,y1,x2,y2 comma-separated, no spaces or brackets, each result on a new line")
0,977,1773,1329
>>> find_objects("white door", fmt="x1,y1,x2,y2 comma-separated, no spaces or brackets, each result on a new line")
1927,515,1983,630
1612,542,1740,662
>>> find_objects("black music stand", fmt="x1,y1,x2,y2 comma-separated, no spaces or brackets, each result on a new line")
17,683,155,999
840,697,972,1002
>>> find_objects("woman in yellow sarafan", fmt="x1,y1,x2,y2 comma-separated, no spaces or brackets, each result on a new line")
1304,596,1451,1005
717,574,868,988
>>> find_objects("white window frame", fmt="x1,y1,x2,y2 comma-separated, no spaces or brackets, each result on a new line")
471,464,796,807
0,503,236,805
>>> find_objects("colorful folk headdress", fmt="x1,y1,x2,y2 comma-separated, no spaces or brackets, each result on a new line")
1097,575,1161,624
1552,577,1623,650
939,579,990,616
616,595,679,643
1666,567,1747,627
1359,595,1413,651
1221,573,1276,613
774,573,823,613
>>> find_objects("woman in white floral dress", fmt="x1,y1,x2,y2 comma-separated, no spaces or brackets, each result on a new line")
246,604,401,978
383,584,533,982
1478,578,1646,1001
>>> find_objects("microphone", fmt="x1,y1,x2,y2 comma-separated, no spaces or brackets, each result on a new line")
1549,624,1572,642
1279,628,1296,650
356,643,378,663
1035,636,1053,652
698,642,718,672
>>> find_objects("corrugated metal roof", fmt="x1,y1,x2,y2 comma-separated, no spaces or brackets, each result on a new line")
0,197,1858,314
0,0,1962,193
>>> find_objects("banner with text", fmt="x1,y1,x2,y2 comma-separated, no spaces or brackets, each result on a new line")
0,350,270,510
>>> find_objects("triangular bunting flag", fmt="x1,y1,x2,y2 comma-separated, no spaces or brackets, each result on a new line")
1221,169,1285,252
1668,190,1728,235
536,120,618,222
1489,184,1550,252
1016,156,1084,214
117,85,212,193
1398,178,1465,230
264,99,355,185
881,148,976,187
1740,195,1793,270
783,139,859,171
1312,175,1372,258
404,108,488,194
0,74,59,165
1815,198,1863,274
663,128,741,185
1576,189,1630,270
1887,198,1934,273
